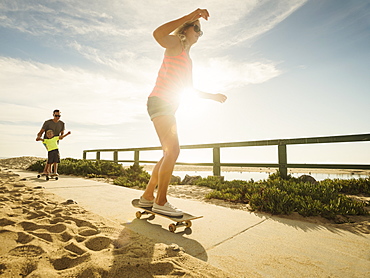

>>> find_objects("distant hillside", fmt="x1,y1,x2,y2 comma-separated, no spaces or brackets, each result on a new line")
0,156,45,169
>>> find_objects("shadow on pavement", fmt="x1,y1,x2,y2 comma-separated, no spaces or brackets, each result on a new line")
123,218,208,261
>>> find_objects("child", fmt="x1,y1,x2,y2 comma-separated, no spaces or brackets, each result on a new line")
36,130,71,175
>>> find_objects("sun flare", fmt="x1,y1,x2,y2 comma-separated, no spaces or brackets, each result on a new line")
176,88,204,121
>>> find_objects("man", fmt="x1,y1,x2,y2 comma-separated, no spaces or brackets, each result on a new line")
36,110,65,174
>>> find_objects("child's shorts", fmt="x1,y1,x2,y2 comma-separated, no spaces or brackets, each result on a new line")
147,96,178,120
48,149,60,164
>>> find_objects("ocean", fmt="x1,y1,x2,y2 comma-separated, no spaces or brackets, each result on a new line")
151,170,369,182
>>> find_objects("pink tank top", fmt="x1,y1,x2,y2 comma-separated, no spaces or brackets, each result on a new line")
149,49,192,104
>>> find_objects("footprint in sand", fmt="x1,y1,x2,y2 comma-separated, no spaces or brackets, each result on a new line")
29,231,53,242
84,236,112,251
51,253,91,271
78,227,100,237
0,218,16,226
64,242,87,255
63,216,98,229
17,231,35,244
8,245,45,257
98,226,123,236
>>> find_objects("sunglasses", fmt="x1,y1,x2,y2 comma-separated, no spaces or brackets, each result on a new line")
54,115,61,117
190,24,203,37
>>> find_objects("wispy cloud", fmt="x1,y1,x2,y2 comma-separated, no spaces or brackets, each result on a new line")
0,0,308,68
0,1,122,36
0,57,147,126
197,0,308,49
193,57,282,93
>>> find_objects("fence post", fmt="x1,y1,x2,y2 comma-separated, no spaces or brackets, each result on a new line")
96,151,100,161
278,142,287,179
113,151,118,163
83,151,86,160
213,147,221,176
134,150,140,166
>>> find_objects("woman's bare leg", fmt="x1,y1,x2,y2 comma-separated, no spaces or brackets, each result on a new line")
142,115,180,206
142,157,163,201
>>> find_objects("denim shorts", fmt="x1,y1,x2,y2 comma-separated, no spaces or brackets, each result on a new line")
147,96,178,120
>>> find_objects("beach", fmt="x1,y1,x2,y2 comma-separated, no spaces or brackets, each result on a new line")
0,158,232,277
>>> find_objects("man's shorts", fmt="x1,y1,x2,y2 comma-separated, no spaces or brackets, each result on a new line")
147,96,178,120
47,149,60,164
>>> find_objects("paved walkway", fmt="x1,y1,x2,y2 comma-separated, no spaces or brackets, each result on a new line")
14,170,370,277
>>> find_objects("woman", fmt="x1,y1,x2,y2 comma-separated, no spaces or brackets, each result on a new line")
139,9,227,216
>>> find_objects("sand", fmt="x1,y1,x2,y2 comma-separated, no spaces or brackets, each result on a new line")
0,161,232,277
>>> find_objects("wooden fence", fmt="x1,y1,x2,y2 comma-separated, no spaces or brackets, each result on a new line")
83,133,370,178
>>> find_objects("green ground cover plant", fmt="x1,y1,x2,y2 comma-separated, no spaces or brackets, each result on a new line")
28,158,124,177
113,164,151,188
195,172,369,219
28,158,150,188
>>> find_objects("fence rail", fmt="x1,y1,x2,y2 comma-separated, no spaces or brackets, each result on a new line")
83,133,370,178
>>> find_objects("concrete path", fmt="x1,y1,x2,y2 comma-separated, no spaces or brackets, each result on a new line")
14,170,370,277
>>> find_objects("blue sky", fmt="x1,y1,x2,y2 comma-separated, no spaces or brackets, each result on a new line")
0,0,369,166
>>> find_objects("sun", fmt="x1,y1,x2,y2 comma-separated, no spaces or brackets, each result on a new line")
175,62,229,142
176,64,224,123
176,88,204,121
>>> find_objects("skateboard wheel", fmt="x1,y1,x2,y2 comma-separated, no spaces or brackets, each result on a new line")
55,177,59,180
169,224,176,233
46,176,49,181
37,175,40,178
136,211,142,219
185,220,192,228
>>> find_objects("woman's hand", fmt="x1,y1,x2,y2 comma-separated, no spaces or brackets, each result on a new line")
211,93,227,103
187,8,210,21
197,90,227,103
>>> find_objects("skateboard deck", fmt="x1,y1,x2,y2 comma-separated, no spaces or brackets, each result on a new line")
37,173,59,181
132,199,202,232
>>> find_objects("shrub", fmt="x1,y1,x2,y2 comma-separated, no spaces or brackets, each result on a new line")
248,187,296,215
201,172,369,219
27,158,124,176
113,164,150,188
326,178,370,195
27,159,150,188
27,159,46,172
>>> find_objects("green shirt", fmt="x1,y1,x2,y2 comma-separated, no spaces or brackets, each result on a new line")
43,136,60,152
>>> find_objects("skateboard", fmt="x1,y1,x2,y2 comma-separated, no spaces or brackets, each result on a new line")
132,199,203,232
37,173,59,181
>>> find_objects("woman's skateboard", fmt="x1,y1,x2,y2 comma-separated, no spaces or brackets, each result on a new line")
131,199,203,232
37,173,59,181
